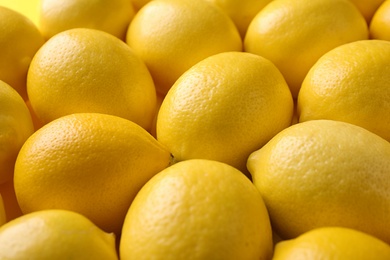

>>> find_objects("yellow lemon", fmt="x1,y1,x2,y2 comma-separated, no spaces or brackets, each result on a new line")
126,0,242,95
0,180,23,222
14,113,172,235
244,0,368,98
247,120,390,243
0,209,118,259
120,159,273,260
273,227,390,260
370,1,390,40
204,0,272,38
298,40,390,142
27,28,157,131
39,0,135,40
0,195,5,226
0,6,44,100
0,0,40,26
349,0,385,23
0,81,34,184
156,52,293,174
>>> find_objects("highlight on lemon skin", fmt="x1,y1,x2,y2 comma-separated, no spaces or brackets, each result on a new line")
369,0,390,41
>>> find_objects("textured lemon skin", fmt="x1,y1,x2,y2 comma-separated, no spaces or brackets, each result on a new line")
244,0,368,97
0,209,118,259
273,227,390,260
248,120,390,243
14,113,172,235
157,51,293,173
27,28,157,131
298,40,390,142
120,159,273,260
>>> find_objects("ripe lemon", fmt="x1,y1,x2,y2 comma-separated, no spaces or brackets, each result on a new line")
204,0,272,38
298,40,390,142
349,0,385,23
0,80,34,184
38,0,135,40
14,113,172,235
131,0,151,11
126,0,242,95
0,6,44,100
370,1,390,40
120,159,273,260
247,120,390,243
0,209,118,259
0,0,40,26
156,52,293,174
273,227,390,260
27,28,157,131
244,0,368,98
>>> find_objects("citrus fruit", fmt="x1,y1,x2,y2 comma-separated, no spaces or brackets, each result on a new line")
126,0,242,95
244,0,368,98
0,180,23,222
157,51,293,174
38,0,135,40
247,119,390,243
204,0,272,38
14,113,172,235
120,159,273,260
27,28,157,131
349,0,385,23
370,0,390,40
0,209,118,259
298,40,390,142
273,227,390,260
0,80,34,184
0,6,44,100
0,0,40,26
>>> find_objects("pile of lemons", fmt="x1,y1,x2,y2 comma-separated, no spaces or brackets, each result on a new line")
1,0,390,259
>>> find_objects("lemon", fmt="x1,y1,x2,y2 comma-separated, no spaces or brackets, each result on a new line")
273,227,390,260
247,119,390,243
0,6,44,100
349,0,385,23
27,28,157,131
156,52,293,174
126,0,242,95
370,1,390,40
0,195,5,226
120,159,273,260
14,113,172,235
204,0,272,38
0,0,40,26
0,180,23,222
0,81,34,184
0,209,118,259
298,40,390,142
244,0,368,98
39,0,135,40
